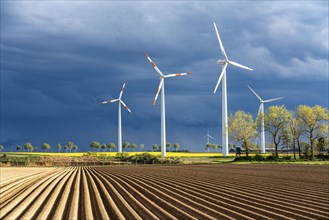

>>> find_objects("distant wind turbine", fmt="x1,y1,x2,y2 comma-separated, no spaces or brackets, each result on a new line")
247,85,284,154
144,52,192,157
204,129,215,144
213,22,253,156
100,81,132,153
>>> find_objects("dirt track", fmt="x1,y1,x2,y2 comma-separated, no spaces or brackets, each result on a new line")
1,164,328,219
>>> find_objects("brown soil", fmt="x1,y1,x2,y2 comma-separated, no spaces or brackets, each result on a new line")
1,164,328,219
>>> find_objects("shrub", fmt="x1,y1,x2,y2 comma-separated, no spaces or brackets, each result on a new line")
115,152,130,160
233,156,251,162
157,157,181,164
282,156,292,160
316,154,329,161
210,156,236,159
85,152,99,157
266,155,276,160
254,154,265,161
129,153,160,164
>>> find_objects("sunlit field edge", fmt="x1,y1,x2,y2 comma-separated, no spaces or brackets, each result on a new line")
2,152,328,165
3,152,275,157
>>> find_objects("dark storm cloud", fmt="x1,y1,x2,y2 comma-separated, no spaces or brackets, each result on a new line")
1,1,328,151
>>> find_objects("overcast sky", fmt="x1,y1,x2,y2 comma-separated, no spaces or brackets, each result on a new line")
1,1,328,152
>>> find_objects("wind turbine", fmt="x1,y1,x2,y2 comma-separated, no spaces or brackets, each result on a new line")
204,129,215,144
144,52,192,157
213,22,253,156
100,81,132,153
247,85,284,154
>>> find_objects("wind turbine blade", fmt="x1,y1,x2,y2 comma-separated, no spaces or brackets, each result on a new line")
214,63,227,93
247,85,262,101
263,97,284,103
99,99,119,104
153,78,164,105
229,61,253,71
120,100,132,114
144,52,164,76
213,22,228,60
164,72,192,78
119,81,126,100
209,135,215,140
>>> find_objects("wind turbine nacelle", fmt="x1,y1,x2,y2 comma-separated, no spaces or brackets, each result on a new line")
217,59,226,65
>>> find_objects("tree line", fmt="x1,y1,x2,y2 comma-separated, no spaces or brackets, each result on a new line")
227,104,328,159
152,142,180,152
0,141,183,153
0,142,79,153
89,141,146,152
90,141,181,152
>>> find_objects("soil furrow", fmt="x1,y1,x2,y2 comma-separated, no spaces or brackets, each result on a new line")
85,168,125,219
67,167,81,220
172,165,329,195
0,170,52,194
52,167,79,219
106,166,328,220
102,169,248,220
111,171,248,220
84,167,111,220
1,164,327,220
117,170,290,220
92,167,160,220
81,167,93,219
36,168,74,219
106,169,290,220
129,166,329,204
99,168,198,220
18,168,70,219
202,175,329,205
0,170,61,209
1,169,66,220
96,167,177,219
129,170,329,218
150,171,327,219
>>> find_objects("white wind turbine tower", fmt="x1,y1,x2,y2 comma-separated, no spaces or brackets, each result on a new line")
204,129,215,144
100,81,132,153
247,85,284,154
144,52,192,157
213,22,253,156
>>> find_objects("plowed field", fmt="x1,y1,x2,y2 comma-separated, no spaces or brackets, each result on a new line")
1,164,328,219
